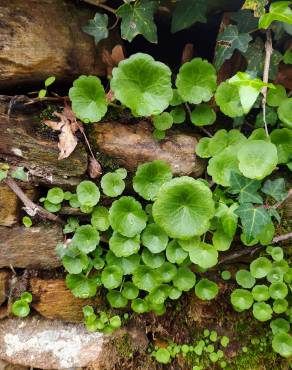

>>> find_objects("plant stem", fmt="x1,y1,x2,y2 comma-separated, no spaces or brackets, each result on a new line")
185,103,212,137
272,232,292,244
262,29,273,138
5,178,64,225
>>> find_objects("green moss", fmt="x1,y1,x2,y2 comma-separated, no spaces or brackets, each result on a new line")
112,333,133,358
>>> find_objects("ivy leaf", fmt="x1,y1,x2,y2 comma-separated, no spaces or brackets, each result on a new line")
176,58,217,104
82,13,109,45
214,25,252,70
235,203,271,243
259,2,292,29
230,9,258,33
69,76,107,123
117,0,158,43
262,179,288,202
171,0,207,33
228,172,263,204
111,53,172,116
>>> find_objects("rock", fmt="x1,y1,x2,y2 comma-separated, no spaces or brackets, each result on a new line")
0,0,120,90
0,224,63,269
29,278,99,322
0,96,88,187
0,317,105,369
0,359,29,370
0,184,38,226
91,121,205,177
0,270,11,305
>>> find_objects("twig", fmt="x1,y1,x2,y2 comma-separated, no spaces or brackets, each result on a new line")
24,96,68,106
272,188,292,209
83,0,116,14
5,178,64,225
185,103,212,137
262,29,273,137
272,232,292,244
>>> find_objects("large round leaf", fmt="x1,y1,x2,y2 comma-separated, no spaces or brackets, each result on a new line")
76,181,100,207
195,278,219,300
133,160,172,201
66,274,98,298
132,265,160,292
176,58,216,104
110,53,173,116
189,242,218,269
71,225,99,254
278,98,292,128
101,265,123,290
272,333,292,358
270,128,292,164
172,267,196,291
152,177,215,239
237,140,278,180
69,75,107,123
101,173,125,197
215,81,244,118
109,232,140,257
109,196,148,237
166,240,188,264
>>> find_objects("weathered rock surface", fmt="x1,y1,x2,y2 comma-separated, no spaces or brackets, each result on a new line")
91,121,206,177
0,0,120,90
0,224,63,269
30,278,98,322
0,270,11,305
0,96,88,186
0,317,105,369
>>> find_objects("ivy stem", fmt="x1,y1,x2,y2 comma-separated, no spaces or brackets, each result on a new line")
84,1,116,14
262,29,273,138
272,232,292,244
5,178,64,225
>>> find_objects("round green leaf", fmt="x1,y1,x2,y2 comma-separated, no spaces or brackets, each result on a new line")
252,302,273,322
47,187,64,204
231,289,254,311
237,140,278,180
141,223,169,253
250,257,272,279
272,333,292,358
69,75,107,123
101,173,125,197
62,253,89,274
109,196,147,237
270,318,290,335
176,58,216,104
22,216,32,228
71,225,99,253
142,248,165,268
273,299,288,314
148,285,169,305
235,269,256,289
153,112,173,130
153,177,215,239
122,282,139,300
166,240,188,264
133,160,172,201
21,292,32,303
215,82,244,118
156,262,177,283
251,285,270,302
177,236,200,252
271,246,284,262
278,98,292,128
66,274,98,298
170,106,186,124
270,128,292,164
154,348,170,364
109,232,140,257
44,200,61,213
189,242,218,269
172,267,196,291
110,315,122,329
269,282,288,300
131,298,149,313
76,181,100,207
101,265,123,290
153,129,165,140
267,84,287,107
91,206,110,231
195,278,219,300
168,286,182,300
212,226,233,251
115,168,127,179
132,266,159,292
106,290,128,308
12,300,30,318
110,53,172,116
190,104,216,126
196,137,211,158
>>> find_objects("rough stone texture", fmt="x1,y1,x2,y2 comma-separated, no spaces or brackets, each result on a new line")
0,270,11,305
0,360,28,370
0,184,38,226
0,96,88,186
0,224,63,269
0,0,120,90
0,317,105,369
91,121,206,177
30,278,98,322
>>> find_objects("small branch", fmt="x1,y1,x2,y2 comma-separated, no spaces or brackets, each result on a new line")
218,246,262,266
24,96,68,106
5,178,64,225
83,0,116,14
272,188,292,209
272,232,292,244
262,29,273,137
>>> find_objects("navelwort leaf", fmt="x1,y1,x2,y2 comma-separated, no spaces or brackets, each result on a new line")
215,81,244,118
69,76,107,123
152,177,215,239
109,232,140,257
111,53,172,116
176,58,217,104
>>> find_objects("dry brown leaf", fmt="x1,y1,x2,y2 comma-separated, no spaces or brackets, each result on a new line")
181,43,194,64
102,44,125,76
88,156,102,179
